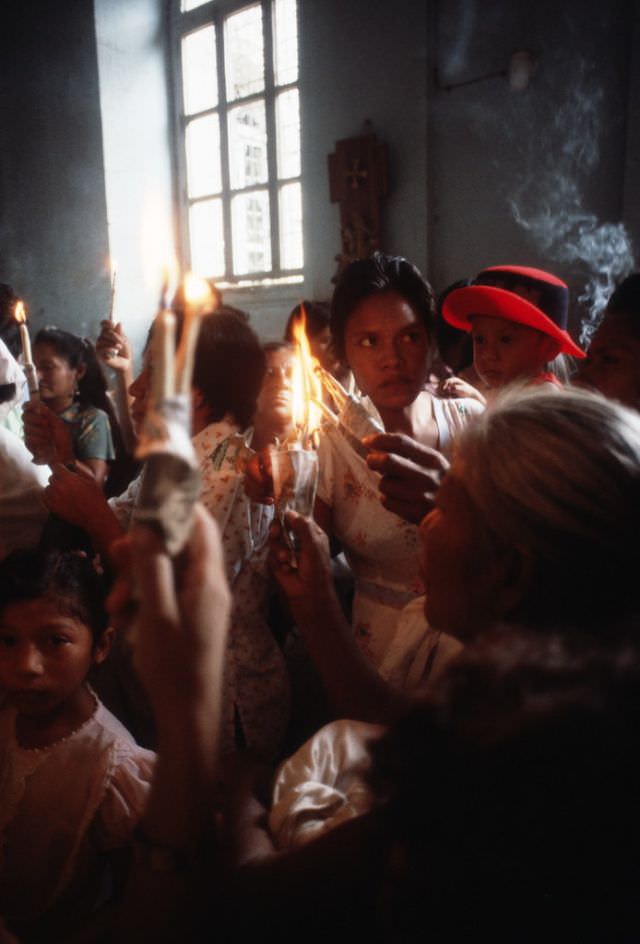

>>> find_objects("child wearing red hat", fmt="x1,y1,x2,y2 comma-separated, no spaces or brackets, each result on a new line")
442,266,585,393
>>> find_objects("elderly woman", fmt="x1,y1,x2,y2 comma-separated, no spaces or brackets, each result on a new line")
105,388,640,939
264,387,640,848
271,388,640,717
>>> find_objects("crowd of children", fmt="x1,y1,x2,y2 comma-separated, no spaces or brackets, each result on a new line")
1,257,640,940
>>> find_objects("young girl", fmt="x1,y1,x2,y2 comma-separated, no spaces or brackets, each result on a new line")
442,265,585,397
0,548,155,938
24,327,120,488
315,253,482,666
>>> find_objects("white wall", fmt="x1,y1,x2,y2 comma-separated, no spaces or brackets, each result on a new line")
94,0,177,360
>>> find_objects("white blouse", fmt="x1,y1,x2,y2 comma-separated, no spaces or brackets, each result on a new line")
0,694,155,923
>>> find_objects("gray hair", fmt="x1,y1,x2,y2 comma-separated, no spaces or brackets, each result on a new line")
456,387,640,631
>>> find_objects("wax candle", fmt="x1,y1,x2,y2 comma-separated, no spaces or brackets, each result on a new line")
14,300,39,398
151,308,176,403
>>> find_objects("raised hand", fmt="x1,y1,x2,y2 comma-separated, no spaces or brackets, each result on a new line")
96,320,133,374
268,512,333,615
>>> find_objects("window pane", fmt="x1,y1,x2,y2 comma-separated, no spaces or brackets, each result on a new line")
279,182,303,270
232,190,272,275
182,0,210,10
189,199,225,278
227,101,268,189
273,0,298,86
182,26,217,115
186,115,221,198
275,88,300,179
224,5,264,101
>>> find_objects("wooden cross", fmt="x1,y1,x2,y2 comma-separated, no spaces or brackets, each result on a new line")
328,131,389,282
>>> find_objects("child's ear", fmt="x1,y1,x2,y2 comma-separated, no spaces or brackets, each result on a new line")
93,625,115,666
75,364,87,381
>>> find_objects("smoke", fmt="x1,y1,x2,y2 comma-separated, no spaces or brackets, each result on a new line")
510,62,635,345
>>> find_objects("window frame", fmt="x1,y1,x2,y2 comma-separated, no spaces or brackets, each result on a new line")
170,0,303,288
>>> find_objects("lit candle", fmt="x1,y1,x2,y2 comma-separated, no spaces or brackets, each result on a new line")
176,274,214,394
14,300,39,398
289,304,323,448
151,307,176,403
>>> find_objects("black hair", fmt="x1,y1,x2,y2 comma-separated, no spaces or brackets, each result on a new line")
435,279,473,371
193,308,266,429
0,547,109,647
606,272,640,338
284,301,331,343
0,283,21,360
34,327,108,411
330,252,435,361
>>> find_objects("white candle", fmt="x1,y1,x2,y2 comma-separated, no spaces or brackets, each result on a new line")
176,274,213,394
107,263,117,322
15,301,39,398
151,308,176,402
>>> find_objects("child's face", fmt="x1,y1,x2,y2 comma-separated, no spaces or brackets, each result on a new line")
33,342,82,405
0,597,107,718
471,315,558,389
575,314,640,410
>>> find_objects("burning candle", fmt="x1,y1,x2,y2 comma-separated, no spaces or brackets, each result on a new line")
289,305,323,448
176,274,214,394
14,300,39,399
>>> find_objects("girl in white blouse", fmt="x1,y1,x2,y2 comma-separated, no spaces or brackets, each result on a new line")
0,548,154,939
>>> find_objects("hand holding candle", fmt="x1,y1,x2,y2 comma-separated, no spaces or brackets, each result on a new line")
132,273,215,557
270,306,322,563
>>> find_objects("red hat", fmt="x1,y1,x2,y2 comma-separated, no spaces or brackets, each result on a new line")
442,265,585,359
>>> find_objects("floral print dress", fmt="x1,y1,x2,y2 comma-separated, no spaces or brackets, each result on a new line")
316,391,482,666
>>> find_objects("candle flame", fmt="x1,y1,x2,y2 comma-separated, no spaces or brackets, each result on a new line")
14,300,26,324
290,305,323,445
184,272,214,308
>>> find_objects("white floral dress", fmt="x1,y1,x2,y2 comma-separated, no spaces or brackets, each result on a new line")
110,419,290,759
317,391,482,666
193,420,290,760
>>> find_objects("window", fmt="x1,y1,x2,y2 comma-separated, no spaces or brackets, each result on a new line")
174,0,303,287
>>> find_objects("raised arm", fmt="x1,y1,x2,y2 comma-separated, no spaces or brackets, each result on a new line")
107,504,231,939
269,512,414,724
96,320,136,454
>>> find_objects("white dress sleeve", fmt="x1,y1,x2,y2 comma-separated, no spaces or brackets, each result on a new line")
269,719,385,850
91,741,156,850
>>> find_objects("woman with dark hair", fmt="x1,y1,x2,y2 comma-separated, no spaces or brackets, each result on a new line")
45,306,290,759
21,327,135,493
316,253,481,665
